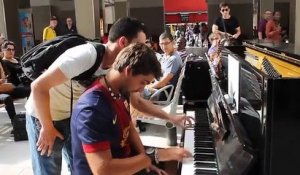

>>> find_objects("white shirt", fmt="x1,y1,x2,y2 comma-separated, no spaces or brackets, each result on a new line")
25,43,107,121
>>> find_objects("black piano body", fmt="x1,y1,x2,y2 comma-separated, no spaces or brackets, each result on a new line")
181,40,300,175
220,40,300,175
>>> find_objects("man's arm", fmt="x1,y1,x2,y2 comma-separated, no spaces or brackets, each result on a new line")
128,122,145,154
212,24,220,34
233,26,241,39
258,21,264,40
258,32,263,40
42,27,48,41
150,73,174,89
31,67,67,156
85,148,151,175
212,24,232,37
130,93,192,128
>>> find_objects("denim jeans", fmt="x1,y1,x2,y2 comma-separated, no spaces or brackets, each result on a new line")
26,113,72,175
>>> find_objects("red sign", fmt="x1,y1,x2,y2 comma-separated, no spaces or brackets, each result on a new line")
164,0,207,12
164,0,208,23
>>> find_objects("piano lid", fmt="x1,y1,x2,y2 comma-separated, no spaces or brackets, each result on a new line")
244,40,300,65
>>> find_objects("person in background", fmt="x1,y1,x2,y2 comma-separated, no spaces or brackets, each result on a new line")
208,32,221,58
207,33,223,78
266,11,282,42
0,60,17,124
176,36,188,60
62,17,77,35
145,37,162,61
1,41,31,99
144,32,182,98
212,2,241,41
102,33,109,44
42,16,58,42
200,23,209,45
258,10,273,40
71,43,191,175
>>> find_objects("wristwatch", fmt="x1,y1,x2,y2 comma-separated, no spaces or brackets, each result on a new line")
146,147,159,164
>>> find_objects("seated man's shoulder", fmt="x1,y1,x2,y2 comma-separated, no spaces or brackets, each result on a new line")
170,52,181,60
77,88,108,108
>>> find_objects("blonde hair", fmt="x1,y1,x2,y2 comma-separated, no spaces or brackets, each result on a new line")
208,32,221,43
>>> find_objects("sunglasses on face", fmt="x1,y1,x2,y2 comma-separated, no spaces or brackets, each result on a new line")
221,8,229,12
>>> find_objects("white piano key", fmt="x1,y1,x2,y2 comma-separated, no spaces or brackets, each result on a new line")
181,129,195,175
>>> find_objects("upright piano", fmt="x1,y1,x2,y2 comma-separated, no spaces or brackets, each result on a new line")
180,40,300,175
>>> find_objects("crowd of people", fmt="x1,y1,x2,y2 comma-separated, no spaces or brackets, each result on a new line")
258,10,287,42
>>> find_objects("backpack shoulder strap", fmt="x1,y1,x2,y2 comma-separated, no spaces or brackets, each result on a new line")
91,42,106,69
72,42,106,86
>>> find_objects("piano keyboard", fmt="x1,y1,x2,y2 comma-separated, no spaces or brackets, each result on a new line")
181,109,218,175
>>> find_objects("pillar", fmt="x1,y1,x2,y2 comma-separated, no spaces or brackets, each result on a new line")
295,0,300,49
74,0,99,39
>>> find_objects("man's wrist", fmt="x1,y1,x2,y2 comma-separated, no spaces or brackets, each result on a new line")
146,147,159,164
154,148,159,164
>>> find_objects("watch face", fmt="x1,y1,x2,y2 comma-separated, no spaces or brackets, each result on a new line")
146,147,155,154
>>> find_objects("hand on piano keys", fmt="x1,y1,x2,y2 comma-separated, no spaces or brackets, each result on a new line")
180,109,219,175
157,147,192,162
168,114,195,129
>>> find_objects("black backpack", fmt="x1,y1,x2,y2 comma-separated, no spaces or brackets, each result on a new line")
20,34,105,87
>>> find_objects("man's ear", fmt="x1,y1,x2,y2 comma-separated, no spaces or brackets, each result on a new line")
124,66,132,77
118,36,128,48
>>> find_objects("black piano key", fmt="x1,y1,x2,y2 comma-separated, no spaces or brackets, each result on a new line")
195,136,213,142
194,153,216,161
195,169,218,175
194,147,215,154
194,141,214,148
195,132,211,137
187,109,219,175
194,162,217,168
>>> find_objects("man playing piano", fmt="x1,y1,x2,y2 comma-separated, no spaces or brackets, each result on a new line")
71,43,191,175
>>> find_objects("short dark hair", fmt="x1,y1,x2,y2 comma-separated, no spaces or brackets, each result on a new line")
219,2,229,9
108,17,147,43
159,32,173,42
1,40,15,50
273,11,281,16
113,43,162,80
50,16,57,21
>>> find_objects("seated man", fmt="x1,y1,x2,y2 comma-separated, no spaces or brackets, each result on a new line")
144,32,182,99
71,43,190,175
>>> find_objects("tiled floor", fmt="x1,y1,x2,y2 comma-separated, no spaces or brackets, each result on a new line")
0,99,69,175
0,99,186,175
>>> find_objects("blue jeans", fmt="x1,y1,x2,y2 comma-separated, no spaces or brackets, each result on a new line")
26,113,72,175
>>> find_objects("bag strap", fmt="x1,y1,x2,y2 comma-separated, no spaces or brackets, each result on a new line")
70,80,73,116
70,43,106,115
221,17,229,39
72,42,105,87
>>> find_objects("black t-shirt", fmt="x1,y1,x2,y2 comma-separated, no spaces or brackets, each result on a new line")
214,16,239,35
2,59,23,86
62,25,78,35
